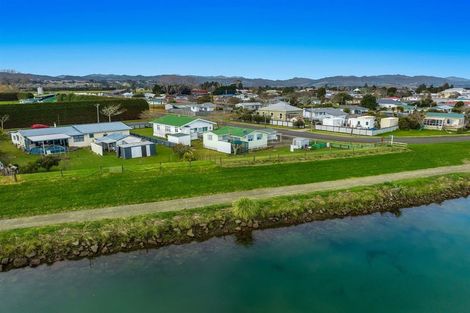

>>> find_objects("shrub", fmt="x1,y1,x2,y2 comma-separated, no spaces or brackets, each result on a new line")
232,198,262,220
20,155,61,173
172,144,193,159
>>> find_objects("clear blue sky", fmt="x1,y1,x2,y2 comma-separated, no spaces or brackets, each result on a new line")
1,0,469,79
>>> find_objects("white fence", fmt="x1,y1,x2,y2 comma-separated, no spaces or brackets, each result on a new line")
90,142,104,156
315,125,399,136
271,120,293,127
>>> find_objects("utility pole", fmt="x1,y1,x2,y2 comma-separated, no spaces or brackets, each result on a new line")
94,104,100,123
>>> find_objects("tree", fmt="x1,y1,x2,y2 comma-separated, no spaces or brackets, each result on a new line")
172,144,194,159
152,84,164,95
196,94,212,104
360,94,377,110
316,87,326,102
332,92,353,105
386,87,398,97
0,114,9,131
101,104,126,122
455,101,465,108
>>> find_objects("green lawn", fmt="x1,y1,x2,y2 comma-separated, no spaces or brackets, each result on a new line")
0,101,19,105
1,141,469,219
382,129,470,137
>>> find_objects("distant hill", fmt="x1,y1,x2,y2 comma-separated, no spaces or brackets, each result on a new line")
1,72,470,88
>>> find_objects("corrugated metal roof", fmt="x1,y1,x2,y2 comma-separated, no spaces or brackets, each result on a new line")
72,122,131,134
212,126,255,137
258,101,302,112
18,126,82,137
425,112,465,119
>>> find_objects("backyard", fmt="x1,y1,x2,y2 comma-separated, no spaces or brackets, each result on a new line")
0,141,469,219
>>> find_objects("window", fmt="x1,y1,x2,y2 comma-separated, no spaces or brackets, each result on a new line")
157,125,160,130
89,133,94,138
279,114,283,119
203,127,208,132
256,134,262,140
73,135,84,142
207,135,213,141
165,126,171,133
247,135,254,142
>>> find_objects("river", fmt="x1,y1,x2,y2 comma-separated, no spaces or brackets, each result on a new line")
1,198,470,313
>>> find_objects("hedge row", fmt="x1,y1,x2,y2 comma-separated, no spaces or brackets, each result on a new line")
0,99,149,128
0,92,33,101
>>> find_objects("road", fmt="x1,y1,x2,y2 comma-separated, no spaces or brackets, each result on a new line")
1,164,469,231
224,122,470,144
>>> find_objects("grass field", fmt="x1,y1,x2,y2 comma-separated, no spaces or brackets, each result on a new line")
0,141,469,219
383,129,470,137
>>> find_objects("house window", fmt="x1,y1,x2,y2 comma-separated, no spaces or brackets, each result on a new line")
270,112,273,117
157,125,160,130
256,134,262,140
89,133,94,138
247,135,254,142
279,113,283,119
203,127,208,132
73,135,84,142
208,135,213,141
165,126,171,133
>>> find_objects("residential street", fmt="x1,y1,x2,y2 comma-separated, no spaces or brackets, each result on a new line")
224,122,470,144
1,164,469,231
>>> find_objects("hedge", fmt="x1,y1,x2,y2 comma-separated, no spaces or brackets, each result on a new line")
0,99,149,128
0,92,34,101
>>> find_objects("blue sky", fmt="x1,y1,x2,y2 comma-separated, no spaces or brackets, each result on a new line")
1,0,469,79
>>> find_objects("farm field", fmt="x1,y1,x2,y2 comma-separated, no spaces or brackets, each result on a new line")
0,141,469,218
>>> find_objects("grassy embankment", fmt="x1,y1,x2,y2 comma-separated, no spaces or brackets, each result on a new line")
1,173,469,271
0,142,469,219
309,128,470,138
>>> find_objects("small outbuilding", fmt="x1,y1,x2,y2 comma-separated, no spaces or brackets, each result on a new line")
291,137,310,151
380,117,399,129
168,133,191,146
116,140,156,159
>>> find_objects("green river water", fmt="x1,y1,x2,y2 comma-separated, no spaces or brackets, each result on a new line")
1,197,470,313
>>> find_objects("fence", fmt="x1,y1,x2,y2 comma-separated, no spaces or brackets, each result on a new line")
130,132,176,147
315,125,399,136
271,120,294,127
126,122,151,129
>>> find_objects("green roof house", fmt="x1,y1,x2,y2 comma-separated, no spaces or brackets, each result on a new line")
152,115,216,141
203,126,270,154
423,112,466,130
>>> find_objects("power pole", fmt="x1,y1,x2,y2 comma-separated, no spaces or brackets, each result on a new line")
94,104,100,123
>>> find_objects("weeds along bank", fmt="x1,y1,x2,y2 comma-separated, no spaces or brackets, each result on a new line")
0,174,469,272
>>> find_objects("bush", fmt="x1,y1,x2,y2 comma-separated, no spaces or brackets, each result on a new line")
232,198,262,220
0,99,148,128
20,155,61,173
172,144,193,159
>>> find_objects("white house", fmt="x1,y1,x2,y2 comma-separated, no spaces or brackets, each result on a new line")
303,108,347,121
10,122,132,155
203,126,268,154
423,112,466,130
235,102,264,111
347,116,376,129
190,103,216,113
152,115,216,139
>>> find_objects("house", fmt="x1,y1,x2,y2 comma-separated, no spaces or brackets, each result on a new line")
235,102,264,111
203,126,269,154
347,116,376,129
303,108,347,121
338,105,369,115
440,88,470,98
10,122,132,155
190,103,216,113
257,101,303,121
423,112,466,130
92,134,156,159
152,115,216,139
378,98,407,109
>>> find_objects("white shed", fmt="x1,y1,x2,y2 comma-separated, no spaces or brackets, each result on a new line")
291,137,310,151
380,117,399,129
168,133,191,146
322,117,346,127
348,116,376,129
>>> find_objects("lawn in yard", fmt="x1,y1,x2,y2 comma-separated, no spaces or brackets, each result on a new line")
0,141,469,219
381,129,470,137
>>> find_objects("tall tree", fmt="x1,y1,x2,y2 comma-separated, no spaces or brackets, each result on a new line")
100,104,126,122
360,94,377,110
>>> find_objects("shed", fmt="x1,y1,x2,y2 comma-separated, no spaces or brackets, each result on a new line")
380,117,399,129
116,141,156,159
291,137,310,151
168,133,191,146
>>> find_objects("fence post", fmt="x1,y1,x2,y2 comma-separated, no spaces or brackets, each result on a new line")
121,165,124,173
13,173,17,183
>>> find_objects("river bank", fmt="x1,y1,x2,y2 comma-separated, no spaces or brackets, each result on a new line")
1,173,469,272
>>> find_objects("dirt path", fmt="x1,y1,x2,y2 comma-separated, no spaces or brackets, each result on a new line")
1,164,470,231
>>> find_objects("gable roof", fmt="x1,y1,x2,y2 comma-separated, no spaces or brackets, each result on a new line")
425,112,465,119
18,126,82,137
72,122,131,134
258,101,302,112
212,126,257,137
305,108,347,116
95,133,130,144
152,115,215,127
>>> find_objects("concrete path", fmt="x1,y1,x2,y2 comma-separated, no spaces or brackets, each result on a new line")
1,164,470,231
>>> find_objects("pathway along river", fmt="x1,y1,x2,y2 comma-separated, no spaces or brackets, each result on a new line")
2,198,470,313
